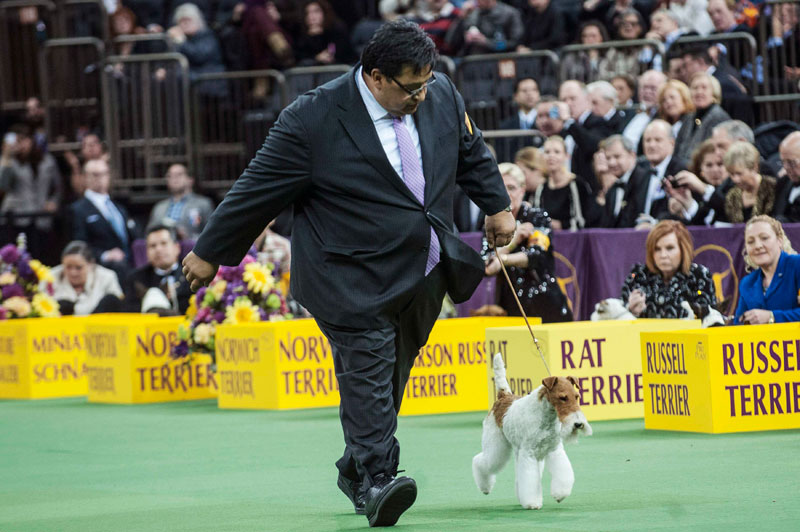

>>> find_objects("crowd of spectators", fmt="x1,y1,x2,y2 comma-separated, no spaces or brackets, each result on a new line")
2,0,800,324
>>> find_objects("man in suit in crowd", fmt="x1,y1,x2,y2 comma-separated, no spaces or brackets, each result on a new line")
70,158,137,280
587,80,632,134
147,163,214,240
681,46,753,125
181,20,515,527
600,134,650,228
628,119,687,225
775,131,800,223
495,77,540,161
622,69,667,154
558,79,612,193
126,224,192,314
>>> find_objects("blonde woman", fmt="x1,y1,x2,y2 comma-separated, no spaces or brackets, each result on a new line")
674,72,731,162
514,146,546,201
657,79,694,139
530,136,601,230
723,141,777,223
735,215,800,324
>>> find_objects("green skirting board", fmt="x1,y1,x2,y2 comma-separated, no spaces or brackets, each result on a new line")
1,398,799,532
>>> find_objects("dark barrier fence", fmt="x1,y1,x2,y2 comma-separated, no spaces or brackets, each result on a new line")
101,53,192,201
57,0,107,42
757,0,800,96
559,39,664,85
282,64,351,107
111,34,173,56
672,32,758,95
457,51,560,131
482,129,546,165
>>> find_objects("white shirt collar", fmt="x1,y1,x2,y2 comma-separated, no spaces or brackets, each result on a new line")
85,189,110,203
603,108,616,121
518,108,537,125
356,66,394,123
620,166,634,184
707,65,716,76
655,155,672,178
578,109,591,124
154,263,179,276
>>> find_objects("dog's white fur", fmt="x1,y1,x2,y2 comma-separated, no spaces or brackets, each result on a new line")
680,300,725,327
590,298,635,321
472,354,592,510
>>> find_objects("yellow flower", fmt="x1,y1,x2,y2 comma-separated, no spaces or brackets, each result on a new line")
185,295,197,319
31,293,60,317
243,262,274,295
193,323,214,345
0,272,15,285
3,296,32,318
210,280,227,300
224,297,261,324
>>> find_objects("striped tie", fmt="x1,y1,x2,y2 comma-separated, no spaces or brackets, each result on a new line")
392,116,440,275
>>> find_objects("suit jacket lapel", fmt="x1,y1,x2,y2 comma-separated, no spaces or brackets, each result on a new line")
336,69,419,205
85,199,119,242
413,101,436,206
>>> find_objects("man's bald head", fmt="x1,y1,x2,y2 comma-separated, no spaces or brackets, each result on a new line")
643,119,675,166
780,131,800,181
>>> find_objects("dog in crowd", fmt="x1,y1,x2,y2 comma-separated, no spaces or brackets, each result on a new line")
590,298,635,321
472,354,592,510
470,304,508,317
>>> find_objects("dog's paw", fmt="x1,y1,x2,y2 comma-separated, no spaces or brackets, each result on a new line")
521,503,542,510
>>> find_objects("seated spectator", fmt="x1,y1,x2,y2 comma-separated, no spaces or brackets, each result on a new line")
680,45,752,124
412,0,461,55
735,215,800,324
481,162,572,323
673,72,731,162
707,0,749,34
642,8,697,71
49,241,124,315
518,0,567,52
294,0,356,66
775,131,800,223
126,224,192,314
124,0,168,32
765,2,800,91
530,136,602,230
148,164,214,240
592,147,618,206
515,146,547,202
599,134,651,227
557,80,612,192
580,0,655,31
622,69,667,152
167,3,228,97
600,8,650,78
723,141,777,223
1,123,61,233
110,6,151,56
587,80,632,133
621,219,717,318
667,138,732,225
63,132,108,204
242,0,295,71
611,73,636,108
70,158,137,280
496,78,541,160
657,79,693,139
629,119,687,226
444,0,523,56
24,97,47,152
665,0,714,36
561,21,609,83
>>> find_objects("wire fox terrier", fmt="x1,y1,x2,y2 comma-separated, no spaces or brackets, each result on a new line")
472,354,592,509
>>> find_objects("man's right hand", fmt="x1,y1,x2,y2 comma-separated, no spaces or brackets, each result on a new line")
484,209,516,249
182,251,219,292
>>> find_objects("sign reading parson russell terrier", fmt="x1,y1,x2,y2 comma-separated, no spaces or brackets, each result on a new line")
472,354,592,510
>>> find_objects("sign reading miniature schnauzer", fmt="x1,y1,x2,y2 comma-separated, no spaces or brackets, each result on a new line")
85,315,217,404
641,323,800,433
215,317,528,413
0,316,90,399
485,320,699,421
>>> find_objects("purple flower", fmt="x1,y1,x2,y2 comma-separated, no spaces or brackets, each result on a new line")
16,258,35,281
247,246,258,258
0,307,7,320
0,244,20,265
172,340,189,358
259,307,269,320
213,311,225,323
223,293,236,307
196,307,212,323
2,283,24,300
196,286,207,302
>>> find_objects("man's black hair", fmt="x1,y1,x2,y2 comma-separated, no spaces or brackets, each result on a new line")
681,45,712,66
146,224,179,243
361,19,438,79
513,77,539,94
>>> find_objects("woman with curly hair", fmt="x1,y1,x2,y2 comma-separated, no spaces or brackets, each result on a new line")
621,219,717,318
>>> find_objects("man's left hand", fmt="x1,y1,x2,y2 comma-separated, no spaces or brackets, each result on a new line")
485,210,516,249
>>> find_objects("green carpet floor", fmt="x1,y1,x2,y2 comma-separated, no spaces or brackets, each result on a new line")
1,398,799,532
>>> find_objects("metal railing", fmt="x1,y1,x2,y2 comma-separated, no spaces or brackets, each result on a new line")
456,51,560,130
559,39,665,84
282,64,351,107
756,0,800,96
482,129,546,165
111,33,174,56
57,0,108,42
754,93,800,121
672,32,758,95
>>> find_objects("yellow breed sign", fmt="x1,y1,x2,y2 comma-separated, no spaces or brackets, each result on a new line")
485,319,700,421
0,316,89,399
641,323,800,433
215,317,528,413
85,316,217,404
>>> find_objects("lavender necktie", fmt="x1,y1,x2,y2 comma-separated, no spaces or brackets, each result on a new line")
392,116,440,275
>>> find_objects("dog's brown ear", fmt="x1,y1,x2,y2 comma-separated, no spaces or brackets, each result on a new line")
567,376,579,388
542,376,558,390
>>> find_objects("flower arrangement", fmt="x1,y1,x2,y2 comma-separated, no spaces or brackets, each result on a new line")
171,249,292,368
0,236,60,320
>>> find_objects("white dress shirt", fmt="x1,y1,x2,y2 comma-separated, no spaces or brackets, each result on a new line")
644,156,671,215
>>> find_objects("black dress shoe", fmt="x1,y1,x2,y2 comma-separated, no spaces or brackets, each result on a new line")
337,473,366,515
364,474,417,527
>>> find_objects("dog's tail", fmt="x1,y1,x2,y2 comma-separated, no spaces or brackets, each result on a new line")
492,353,511,394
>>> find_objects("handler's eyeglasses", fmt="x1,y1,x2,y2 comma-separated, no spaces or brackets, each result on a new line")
390,73,437,98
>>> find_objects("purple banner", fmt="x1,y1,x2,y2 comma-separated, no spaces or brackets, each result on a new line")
459,224,800,320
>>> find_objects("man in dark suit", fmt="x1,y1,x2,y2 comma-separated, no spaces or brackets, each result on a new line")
775,131,800,223
558,80,612,194
681,46,754,125
70,158,137,280
587,80,633,135
181,20,515,527
599,135,650,228
495,77,540,162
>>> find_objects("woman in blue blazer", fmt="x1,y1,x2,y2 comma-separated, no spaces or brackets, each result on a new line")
735,215,800,324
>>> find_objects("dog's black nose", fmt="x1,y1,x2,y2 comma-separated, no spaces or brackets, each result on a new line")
574,422,583,429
